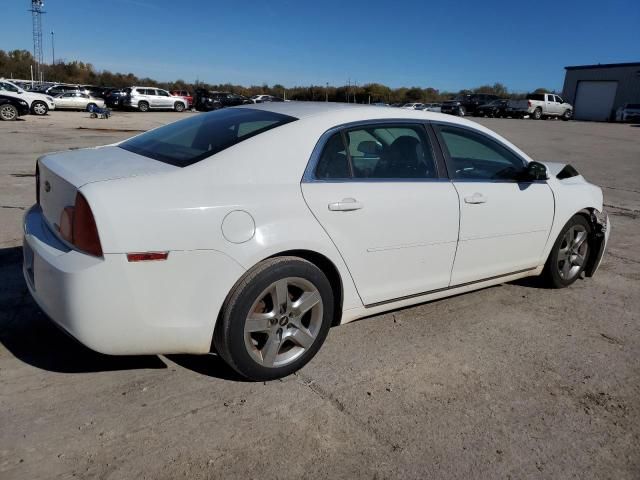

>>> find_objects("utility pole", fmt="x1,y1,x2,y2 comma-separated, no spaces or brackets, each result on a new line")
51,29,55,64
29,1,46,83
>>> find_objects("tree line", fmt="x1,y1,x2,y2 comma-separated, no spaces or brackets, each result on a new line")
0,49,552,102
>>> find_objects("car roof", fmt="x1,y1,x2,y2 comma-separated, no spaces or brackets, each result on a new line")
237,101,476,124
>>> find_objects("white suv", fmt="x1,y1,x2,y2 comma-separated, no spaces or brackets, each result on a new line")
0,79,56,115
122,87,188,112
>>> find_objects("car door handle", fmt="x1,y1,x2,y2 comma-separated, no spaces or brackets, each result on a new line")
328,198,363,211
464,193,488,204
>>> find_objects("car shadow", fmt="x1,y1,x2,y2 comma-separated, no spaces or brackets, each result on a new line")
0,246,166,373
508,276,553,290
166,354,249,382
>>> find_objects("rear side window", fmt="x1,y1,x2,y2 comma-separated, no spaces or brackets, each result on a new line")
120,108,297,167
315,124,437,180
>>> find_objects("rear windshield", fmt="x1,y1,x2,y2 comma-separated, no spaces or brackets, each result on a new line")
119,108,297,167
528,93,545,101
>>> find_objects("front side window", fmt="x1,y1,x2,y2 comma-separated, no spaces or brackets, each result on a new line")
120,108,297,167
437,125,525,181
314,124,437,180
0,82,20,93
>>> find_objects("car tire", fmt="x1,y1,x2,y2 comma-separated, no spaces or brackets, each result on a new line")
459,106,466,117
542,215,592,288
0,104,18,121
532,108,543,120
138,101,149,112
31,101,48,116
86,103,97,112
213,256,334,381
562,109,572,121
174,102,185,112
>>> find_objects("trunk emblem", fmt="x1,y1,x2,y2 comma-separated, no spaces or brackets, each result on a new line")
44,181,51,192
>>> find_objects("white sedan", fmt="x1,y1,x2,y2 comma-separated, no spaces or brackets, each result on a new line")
53,92,105,111
23,103,610,380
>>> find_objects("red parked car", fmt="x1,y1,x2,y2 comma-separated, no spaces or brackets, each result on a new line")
170,90,193,108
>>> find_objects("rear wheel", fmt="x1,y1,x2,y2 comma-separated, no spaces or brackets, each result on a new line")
86,103,97,112
532,108,543,120
0,104,18,121
459,106,466,117
174,101,185,112
214,257,334,381
138,101,149,112
542,215,591,288
31,101,48,116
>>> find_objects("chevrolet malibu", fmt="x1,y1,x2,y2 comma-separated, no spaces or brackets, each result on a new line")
23,103,610,380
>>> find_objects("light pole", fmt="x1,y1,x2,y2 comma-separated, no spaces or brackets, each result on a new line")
325,82,328,102
51,30,55,64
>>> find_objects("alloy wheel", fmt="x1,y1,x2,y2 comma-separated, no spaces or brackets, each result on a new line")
32,102,47,115
0,104,17,120
244,277,323,368
556,225,589,281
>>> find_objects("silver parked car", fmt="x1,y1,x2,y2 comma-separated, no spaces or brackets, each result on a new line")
122,87,188,112
53,92,105,111
615,103,640,122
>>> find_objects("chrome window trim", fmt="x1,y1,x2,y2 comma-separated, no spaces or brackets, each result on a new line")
302,119,446,184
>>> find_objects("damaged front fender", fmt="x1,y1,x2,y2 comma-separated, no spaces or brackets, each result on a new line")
585,209,610,277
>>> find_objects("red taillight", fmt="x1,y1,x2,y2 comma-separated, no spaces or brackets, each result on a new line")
527,100,532,108
58,193,103,257
126,252,169,262
35,162,40,204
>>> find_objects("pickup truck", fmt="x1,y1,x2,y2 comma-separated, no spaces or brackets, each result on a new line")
506,93,573,120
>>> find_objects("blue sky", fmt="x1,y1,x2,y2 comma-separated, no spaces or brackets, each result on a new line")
2,0,638,92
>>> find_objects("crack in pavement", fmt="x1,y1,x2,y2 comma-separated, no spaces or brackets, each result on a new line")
601,185,640,195
294,371,404,453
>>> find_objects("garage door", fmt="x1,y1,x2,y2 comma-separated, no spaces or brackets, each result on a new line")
574,81,618,121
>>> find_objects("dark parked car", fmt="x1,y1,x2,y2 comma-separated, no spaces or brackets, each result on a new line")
0,94,30,120
194,90,252,111
473,99,509,118
441,93,501,116
104,89,128,108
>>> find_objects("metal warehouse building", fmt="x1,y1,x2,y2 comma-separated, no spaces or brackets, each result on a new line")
562,62,640,121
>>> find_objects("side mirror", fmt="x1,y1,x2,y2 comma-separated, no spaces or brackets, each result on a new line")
525,161,549,181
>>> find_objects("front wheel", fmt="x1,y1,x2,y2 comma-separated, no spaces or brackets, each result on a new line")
31,101,48,116
214,257,334,381
174,102,185,112
86,103,97,112
458,106,466,117
0,104,18,121
542,215,592,288
562,109,572,121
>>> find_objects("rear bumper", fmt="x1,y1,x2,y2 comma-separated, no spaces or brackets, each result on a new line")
23,205,245,355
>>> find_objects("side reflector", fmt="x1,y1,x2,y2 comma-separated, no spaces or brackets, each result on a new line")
127,252,169,262
59,206,75,243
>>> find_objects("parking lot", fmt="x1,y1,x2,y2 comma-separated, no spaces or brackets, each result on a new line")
1,111,638,479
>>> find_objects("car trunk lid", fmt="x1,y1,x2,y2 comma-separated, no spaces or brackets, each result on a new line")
38,145,177,230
